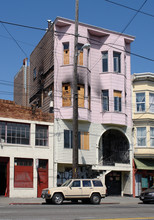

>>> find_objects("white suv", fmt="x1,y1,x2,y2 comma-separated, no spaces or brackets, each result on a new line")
41,179,106,205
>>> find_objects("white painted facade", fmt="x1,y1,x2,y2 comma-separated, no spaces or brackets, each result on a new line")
0,117,53,198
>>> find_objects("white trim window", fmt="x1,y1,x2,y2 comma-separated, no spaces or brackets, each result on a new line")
149,93,154,112
136,93,145,112
137,127,146,147
102,90,109,111
114,90,122,112
102,51,108,72
150,127,154,147
113,52,121,73
35,125,48,146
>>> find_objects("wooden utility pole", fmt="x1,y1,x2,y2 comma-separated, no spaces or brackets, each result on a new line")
72,0,79,179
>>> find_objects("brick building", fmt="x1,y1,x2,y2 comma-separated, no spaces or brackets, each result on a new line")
14,58,30,107
0,99,54,197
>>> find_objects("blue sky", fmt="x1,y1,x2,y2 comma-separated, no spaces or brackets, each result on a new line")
0,0,154,100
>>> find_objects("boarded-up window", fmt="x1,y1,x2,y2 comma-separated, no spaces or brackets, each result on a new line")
78,85,84,108
77,44,83,66
63,43,69,65
81,132,89,150
14,158,33,188
62,84,71,107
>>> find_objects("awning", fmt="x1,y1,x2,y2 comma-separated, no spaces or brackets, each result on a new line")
134,158,154,170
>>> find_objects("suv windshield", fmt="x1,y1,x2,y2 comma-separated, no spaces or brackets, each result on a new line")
61,179,72,187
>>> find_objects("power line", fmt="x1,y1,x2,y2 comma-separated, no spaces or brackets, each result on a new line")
105,0,154,18
120,0,148,36
1,23,28,58
112,0,148,47
0,20,46,31
0,18,153,63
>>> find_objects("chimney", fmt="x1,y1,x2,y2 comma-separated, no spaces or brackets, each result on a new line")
47,20,52,29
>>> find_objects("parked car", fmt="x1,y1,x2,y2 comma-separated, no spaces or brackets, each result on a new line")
41,179,106,205
140,186,154,203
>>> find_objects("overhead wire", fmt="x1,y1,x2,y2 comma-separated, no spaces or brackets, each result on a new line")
105,0,154,18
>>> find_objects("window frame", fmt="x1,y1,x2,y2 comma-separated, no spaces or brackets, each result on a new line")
114,90,122,112
35,125,48,146
63,42,69,65
136,92,145,112
137,127,146,147
2,122,30,145
64,130,89,150
102,90,109,111
150,127,154,147
77,43,84,66
62,83,71,107
149,93,154,113
78,84,84,108
33,68,36,80
113,52,121,73
102,51,108,72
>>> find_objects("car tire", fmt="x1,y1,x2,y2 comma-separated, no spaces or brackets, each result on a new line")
90,193,101,205
52,193,63,205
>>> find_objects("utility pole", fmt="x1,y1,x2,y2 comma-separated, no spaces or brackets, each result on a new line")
72,0,79,179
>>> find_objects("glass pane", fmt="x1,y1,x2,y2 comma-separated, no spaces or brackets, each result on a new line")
102,52,108,72
64,130,69,148
35,125,48,146
83,180,91,187
136,93,145,102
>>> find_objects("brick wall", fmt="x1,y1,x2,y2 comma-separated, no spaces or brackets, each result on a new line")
14,64,30,107
0,99,53,122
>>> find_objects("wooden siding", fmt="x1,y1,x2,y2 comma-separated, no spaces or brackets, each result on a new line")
29,25,54,110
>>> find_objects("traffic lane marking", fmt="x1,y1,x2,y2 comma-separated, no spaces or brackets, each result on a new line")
83,217,154,220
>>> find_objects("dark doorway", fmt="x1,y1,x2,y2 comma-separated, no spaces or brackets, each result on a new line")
100,129,129,166
105,171,121,196
0,157,9,196
37,159,48,197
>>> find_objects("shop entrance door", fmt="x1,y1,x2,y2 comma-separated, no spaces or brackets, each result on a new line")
105,171,121,196
37,159,48,197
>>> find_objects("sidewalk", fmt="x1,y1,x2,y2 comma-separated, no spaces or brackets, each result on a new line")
0,196,140,206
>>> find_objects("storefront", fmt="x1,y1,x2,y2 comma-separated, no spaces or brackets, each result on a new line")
133,159,154,197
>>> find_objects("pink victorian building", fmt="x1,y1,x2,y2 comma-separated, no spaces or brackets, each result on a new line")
29,17,135,196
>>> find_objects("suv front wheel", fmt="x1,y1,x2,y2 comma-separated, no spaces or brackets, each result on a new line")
90,193,101,204
52,193,63,205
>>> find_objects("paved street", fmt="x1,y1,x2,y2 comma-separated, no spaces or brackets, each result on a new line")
0,196,153,220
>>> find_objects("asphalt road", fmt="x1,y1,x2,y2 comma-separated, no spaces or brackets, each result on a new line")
0,202,154,220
